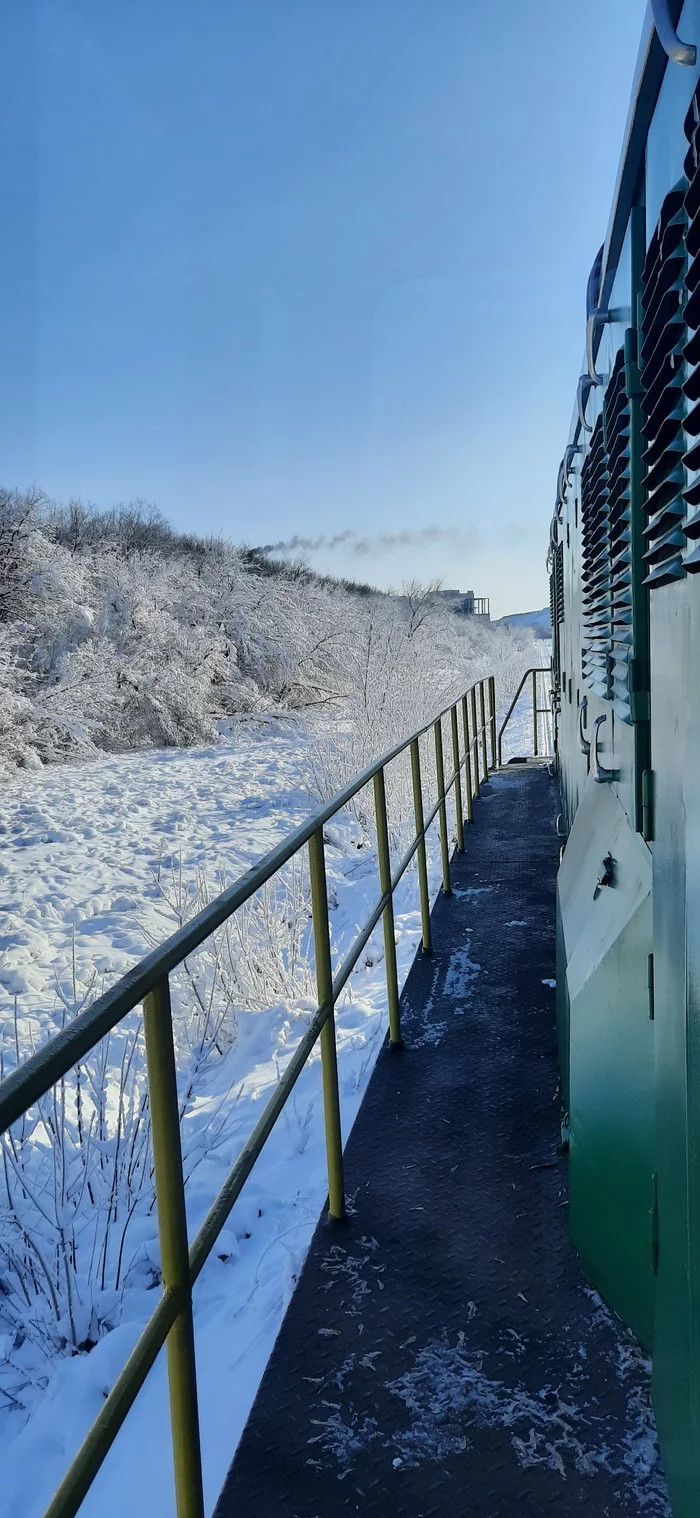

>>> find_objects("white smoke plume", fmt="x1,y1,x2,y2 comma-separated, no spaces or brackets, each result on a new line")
259,526,469,558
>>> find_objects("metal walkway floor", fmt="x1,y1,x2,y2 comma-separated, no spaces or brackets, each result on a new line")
215,765,669,1517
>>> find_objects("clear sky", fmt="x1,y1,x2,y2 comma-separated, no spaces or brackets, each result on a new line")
2,0,646,615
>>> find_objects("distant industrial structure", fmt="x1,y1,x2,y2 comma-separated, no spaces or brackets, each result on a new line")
437,588,490,619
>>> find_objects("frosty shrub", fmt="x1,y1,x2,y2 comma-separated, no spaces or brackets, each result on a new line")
0,962,153,1392
150,848,320,1058
304,582,537,849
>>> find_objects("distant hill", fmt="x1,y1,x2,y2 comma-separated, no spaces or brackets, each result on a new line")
496,608,551,637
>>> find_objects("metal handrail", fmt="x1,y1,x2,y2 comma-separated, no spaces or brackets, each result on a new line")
576,373,594,432
578,695,591,757
563,442,581,482
592,712,616,783
586,308,608,385
497,666,554,767
651,0,697,66
0,675,498,1518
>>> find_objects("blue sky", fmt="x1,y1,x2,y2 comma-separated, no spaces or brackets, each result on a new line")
2,0,645,614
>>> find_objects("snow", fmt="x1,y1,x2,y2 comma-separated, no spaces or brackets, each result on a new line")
0,655,552,1517
382,1332,667,1503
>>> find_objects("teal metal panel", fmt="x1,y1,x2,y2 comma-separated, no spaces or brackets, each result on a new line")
558,776,654,1350
569,894,654,1350
650,582,699,1518
555,892,570,1117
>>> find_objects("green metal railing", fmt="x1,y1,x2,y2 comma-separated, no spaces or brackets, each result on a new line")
497,666,554,767
0,676,498,1518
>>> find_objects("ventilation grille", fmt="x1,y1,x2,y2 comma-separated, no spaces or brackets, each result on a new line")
581,415,611,697
550,540,564,686
639,182,688,587
682,90,700,570
550,569,559,684
603,347,632,720
554,541,564,626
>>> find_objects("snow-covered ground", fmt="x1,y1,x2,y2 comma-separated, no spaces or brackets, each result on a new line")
0,671,551,1518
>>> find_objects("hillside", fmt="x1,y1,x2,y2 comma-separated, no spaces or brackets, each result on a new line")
496,607,551,636
0,487,537,776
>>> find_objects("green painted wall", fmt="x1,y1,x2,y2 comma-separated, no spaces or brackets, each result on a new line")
558,776,655,1350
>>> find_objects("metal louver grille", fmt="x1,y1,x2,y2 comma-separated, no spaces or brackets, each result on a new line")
550,542,564,686
603,347,632,719
639,181,688,587
682,89,700,571
554,542,564,625
581,416,611,697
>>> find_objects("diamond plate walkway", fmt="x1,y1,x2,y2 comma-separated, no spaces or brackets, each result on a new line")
215,764,669,1517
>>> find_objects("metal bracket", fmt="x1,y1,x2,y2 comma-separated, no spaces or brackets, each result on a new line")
593,853,615,899
651,0,697,65
592,713,616,783
578,696,590,757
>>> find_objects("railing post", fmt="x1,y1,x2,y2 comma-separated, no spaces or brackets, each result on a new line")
479,680,488,778
373,767,402,1047
308,827,346,1222
143,976,204,1518
450,704,465,852
410,737,432,952
489,676,497,770
461,694,474,821
434,717,452,894
470,686,481,798
532,669,539,757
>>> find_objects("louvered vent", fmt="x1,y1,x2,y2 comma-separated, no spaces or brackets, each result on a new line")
603,347,632,719
682,89,700,570
639,181,688,587
549,541,564,685
554,542,564,626
581,416,611,698
550,567,559,683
